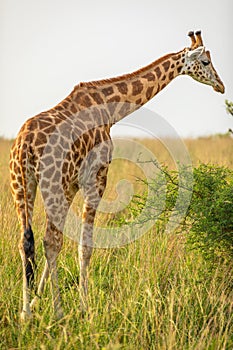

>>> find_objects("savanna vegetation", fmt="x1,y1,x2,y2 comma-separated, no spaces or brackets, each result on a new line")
0,127,232,349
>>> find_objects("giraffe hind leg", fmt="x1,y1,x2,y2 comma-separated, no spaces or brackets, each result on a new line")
10,166,37,320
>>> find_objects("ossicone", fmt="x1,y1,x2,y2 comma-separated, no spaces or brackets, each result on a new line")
188,30,204,49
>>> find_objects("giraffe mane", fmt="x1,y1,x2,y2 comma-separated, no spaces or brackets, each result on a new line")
79,52,178,88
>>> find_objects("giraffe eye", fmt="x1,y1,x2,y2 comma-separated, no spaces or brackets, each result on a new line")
201,60,210,66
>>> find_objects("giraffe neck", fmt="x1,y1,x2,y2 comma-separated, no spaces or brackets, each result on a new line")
59,49,186,125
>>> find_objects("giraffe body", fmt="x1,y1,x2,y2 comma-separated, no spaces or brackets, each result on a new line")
10,31,224,320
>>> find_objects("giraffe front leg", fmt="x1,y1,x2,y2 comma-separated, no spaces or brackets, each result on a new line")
30,262,49,310
78,162,109,313
78,204,96,313
43,220,64,320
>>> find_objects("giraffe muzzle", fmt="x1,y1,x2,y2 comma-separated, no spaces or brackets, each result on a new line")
213,81,225,94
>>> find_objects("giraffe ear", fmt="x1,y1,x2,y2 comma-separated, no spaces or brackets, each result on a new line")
187,46,205,60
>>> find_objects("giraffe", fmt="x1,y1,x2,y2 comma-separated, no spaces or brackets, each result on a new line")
10,31,224,321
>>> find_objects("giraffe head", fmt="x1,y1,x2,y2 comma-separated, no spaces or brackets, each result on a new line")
181,31,225,93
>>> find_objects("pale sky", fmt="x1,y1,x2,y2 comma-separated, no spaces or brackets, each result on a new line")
1,0,233,139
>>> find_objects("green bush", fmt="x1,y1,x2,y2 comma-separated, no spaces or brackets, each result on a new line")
129,163,233,264
187,164,233,263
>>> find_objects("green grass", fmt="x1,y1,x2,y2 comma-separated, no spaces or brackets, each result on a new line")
0,137,233,349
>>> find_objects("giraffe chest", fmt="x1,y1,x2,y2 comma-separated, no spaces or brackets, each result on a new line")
70,130,113,187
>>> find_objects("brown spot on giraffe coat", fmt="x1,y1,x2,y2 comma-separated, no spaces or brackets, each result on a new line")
79,94,92,108
146,86,154,100
169,71,174,80
89,92,104,105
155,67,162,79
102,86,114,96
132,80,144,96
116,82,128,95
162,61,171,72
142,72,155,81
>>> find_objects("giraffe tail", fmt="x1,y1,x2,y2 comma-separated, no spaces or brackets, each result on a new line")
23,226,36,287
